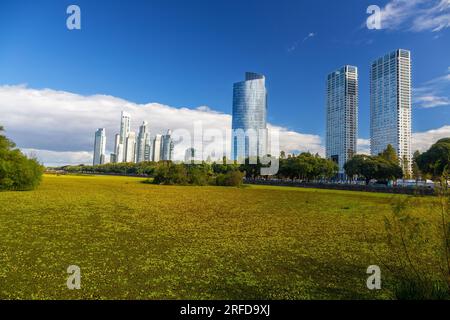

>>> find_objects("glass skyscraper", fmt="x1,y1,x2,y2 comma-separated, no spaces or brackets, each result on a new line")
231,72,268,161
118,111,131,162
124,131,136,163
370,49,412,174
161,129,174,161
136,121,151,163
326,66,358,177
93,128,106,165
152,134,162,162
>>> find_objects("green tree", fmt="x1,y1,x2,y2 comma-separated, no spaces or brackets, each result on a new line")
412,150,422,181
0,126,44,191
379,144,398,163
344,148,403,185
416,138,450,179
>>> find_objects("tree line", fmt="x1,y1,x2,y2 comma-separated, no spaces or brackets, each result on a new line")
55,137,450,186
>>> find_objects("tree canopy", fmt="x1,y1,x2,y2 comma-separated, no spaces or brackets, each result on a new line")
344,145,403,184
416,138,450,178
0,126,44,191
277,152,338,181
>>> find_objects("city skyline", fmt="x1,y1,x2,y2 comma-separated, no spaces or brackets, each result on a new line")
0,1,449,166
93,51,410,174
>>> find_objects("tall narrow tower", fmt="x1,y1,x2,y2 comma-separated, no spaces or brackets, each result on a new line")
161,130,174,161
231,72,268,161
119,111,131,162
136,121,151,163
93,128,106,165
125,132,136,163
152,134,162,162
326,65,358,178
370,49,412,174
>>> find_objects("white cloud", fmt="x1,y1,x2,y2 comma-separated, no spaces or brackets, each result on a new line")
357,138,371,155
412,125,450,152
414,95,450,108
414,67,450,108
21,149,92,167
0,84,323,166
287,32,317,53
377,0,450,32
357,126,450,156
269,124,324,156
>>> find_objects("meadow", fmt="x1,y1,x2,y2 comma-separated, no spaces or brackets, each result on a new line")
0,174,443,299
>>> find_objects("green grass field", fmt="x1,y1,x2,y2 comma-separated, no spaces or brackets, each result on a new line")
0,174,442,299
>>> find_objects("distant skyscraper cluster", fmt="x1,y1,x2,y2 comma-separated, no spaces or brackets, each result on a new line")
93,111,174,165
326,49,412,177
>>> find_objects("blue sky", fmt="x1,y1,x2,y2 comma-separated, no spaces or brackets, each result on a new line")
0,0,449,164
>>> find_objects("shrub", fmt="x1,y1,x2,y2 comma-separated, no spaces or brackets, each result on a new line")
379,180,450,300
0,127,44,191
153,163,188,185
216,170,245,187
187,166,211,186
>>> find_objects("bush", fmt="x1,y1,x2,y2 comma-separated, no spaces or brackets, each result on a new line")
153,163,188,185
216,170,245,187
380,184,450,300
187,166,211,186
0,127,44,191
150,163,244,187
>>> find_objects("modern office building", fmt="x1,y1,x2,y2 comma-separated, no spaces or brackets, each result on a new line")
124,132,136,163
93,128,106,166
111,134,120,163
370,49,412,174
136,121,151,163
152,134,162,162
161,130,174,161
116,141,124,164
231,72,268,161
326,65,358,178
119,111,131,162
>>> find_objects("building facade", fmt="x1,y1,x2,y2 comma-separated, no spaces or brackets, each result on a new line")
370,49,412,174
326,65,358,177
119,111,131,162
93,128,106,165
161,130,174,161
231,72,268,161
152,134,162,162
124,132,136,163
136,121,151,163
